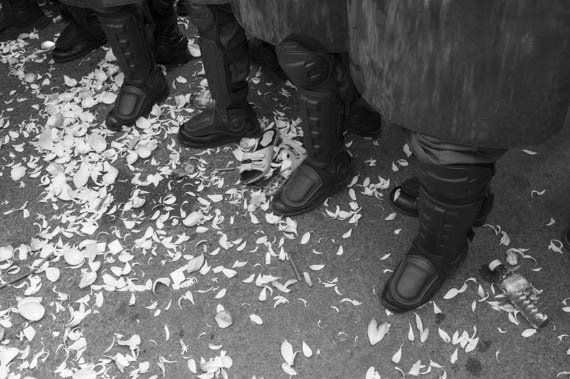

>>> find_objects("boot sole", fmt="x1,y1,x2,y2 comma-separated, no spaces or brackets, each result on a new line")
177,132,243,149
272,177,352,217
52,40,106,64
177,119,261,149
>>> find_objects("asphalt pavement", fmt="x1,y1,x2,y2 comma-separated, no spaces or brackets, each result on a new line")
0,14,569,379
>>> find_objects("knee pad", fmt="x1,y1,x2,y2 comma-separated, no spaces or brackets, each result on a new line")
276,36,334,91
418,162,495,204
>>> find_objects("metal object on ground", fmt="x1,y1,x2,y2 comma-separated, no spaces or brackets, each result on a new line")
489,259,549,329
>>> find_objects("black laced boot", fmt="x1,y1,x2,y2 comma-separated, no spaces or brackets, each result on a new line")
247,37,288,81
271,37,355,216
96,4,169,131
382,162,495,313
344,96,382,138
0,0,50,42
52,5,106,63
148,0,192,66
178,3,260,148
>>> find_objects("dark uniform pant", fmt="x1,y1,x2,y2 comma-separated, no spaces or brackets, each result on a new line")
409,132,507,166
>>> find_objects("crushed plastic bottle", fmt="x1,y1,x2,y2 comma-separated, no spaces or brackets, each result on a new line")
488,259,549,329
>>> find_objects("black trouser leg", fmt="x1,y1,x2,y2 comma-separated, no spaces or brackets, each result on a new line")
178,3,260,148
52,5,106,63
95,4,169,130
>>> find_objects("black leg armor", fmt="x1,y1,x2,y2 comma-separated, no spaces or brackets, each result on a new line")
271,36,354,216
147,0,192,66
382,162,495,313
0,0,50,41
389,175,494,225
52,5,106,63
245,38,382,138
178,3,260,148
95,4,169,130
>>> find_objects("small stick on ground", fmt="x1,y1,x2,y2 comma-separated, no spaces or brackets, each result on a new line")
0,252,54,290
288,253,303,282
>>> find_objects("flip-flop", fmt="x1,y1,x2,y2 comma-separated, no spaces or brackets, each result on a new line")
264,137,307,196
233,126,280,185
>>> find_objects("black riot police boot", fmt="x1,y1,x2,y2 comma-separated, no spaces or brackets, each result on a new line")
271,37,355,216
178,3,260,148
52,5,106,63
0,0,50,41
148,0,192,66
96,4,169,131
382,162,495,313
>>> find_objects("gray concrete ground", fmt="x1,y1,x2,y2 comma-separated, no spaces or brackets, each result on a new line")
0,11,569,379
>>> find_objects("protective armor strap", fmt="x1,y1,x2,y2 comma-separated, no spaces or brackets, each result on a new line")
276,38,355,166
188,3,249,118
96,4,154,83
416,163,494,257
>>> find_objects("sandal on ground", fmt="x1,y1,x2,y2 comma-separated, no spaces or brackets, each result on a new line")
264,137,307,196
233,126,280,184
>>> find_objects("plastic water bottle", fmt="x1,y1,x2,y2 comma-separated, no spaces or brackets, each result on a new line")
488,259,549,329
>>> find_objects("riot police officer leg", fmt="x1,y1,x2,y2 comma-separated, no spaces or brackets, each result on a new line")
178,3,260,148
95,4,169,130
389,175,494,225
53,5,106,63
271,37,354,216
382,134,499,313
147,0,192,66
389,134,500,222
0,0,50,41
